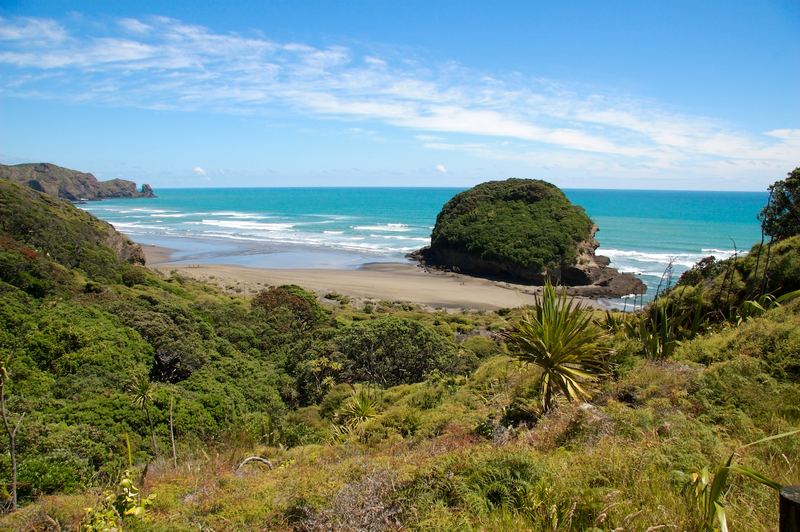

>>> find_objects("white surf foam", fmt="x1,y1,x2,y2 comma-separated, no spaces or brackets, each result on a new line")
352,223,410,232
209,211,270,219
199,220,295,232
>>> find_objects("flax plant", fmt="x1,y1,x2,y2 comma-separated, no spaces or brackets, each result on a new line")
504,281,610,413
681,428,800,532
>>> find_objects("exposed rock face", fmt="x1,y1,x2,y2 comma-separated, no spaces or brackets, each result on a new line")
0,162,156,201
411,178,645,298
559,226,645,298
104,229,146,265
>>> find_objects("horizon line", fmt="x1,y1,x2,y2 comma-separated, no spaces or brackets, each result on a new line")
141,185,770,194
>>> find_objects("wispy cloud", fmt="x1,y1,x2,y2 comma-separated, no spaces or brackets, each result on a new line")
192,166,206,176
0,15,796,182
435,164,447,174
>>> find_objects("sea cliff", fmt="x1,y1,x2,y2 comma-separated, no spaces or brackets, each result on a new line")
0,162,155,202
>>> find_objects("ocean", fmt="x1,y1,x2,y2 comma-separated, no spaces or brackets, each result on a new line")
82,187,768,302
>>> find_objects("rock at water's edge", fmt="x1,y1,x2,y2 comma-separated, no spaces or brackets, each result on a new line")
410,178,646,298
0,162,156,201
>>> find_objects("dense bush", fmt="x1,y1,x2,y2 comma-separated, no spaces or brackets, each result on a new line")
1,172,799,529
666,234,800,322
0,180,140,283
335,316,472,387
252,284,329,328
428,178,593,274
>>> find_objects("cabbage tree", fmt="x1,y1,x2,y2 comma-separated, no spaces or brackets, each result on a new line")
504,282,609,412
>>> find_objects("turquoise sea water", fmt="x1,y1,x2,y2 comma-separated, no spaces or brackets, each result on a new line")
82,188,767,301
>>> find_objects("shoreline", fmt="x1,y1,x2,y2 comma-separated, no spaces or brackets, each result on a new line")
143,243,609,311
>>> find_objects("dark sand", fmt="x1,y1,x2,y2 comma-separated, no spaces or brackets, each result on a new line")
144,245,606,311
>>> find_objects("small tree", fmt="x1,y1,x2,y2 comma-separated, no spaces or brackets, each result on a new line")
126,374,159,457
335,317,461,387
504,282,610,413
759,166,800,241
252,285,328,329
0,354,24,511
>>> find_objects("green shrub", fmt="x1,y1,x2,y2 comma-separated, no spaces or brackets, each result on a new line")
17,456,84,498
403,450,550,519
462,335,501,359
668,235,800,323
121,266,149,287
0,180,137,283
692,356,800,434
675,303,800,382
335,316,463,387
252,285,329,328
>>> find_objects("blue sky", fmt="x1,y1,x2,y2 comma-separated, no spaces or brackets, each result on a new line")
1,1,798,190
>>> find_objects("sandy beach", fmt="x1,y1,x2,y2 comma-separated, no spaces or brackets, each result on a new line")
143,244,605,311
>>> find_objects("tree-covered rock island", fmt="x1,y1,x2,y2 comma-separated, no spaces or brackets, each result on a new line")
412,178,645,297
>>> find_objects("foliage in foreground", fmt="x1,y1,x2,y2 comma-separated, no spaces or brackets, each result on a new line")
0,174,799,530
504,282,608,412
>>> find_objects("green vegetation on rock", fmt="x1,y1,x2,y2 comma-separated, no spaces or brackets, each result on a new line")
423,178,594,282
0,180,144,287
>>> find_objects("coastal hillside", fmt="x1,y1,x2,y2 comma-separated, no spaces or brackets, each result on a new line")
0,180,144,287
0,162,155,201
0,172,799,530
414,178,644,297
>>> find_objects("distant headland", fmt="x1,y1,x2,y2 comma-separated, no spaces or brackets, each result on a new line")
0,162,155,202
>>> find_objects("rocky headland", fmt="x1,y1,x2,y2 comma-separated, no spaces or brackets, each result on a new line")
410,178,645,298
0,162,155,202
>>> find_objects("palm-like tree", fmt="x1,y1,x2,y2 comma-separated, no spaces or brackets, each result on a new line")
332,387,380,441
504,282,610,413
339,387,379,428
127,374,159,456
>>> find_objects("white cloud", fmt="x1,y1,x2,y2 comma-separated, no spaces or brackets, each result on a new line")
193,166,206,176
0,14,797,185
0,16,67,43
119,18,153,35
435,164,447,174
416,134,445,142
364,56,386,67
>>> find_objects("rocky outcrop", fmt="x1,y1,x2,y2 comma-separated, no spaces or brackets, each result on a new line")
103,228,146,265
0,162,156,201
411,179,645,298
558,226,645,297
